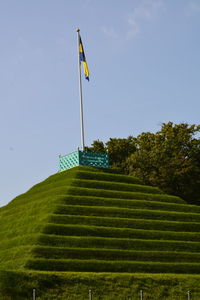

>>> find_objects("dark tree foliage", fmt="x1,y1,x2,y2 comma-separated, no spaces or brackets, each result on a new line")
126,122,200,204
87,137,136,171
86,140,106,153
106,137,137,169
89,122,200,204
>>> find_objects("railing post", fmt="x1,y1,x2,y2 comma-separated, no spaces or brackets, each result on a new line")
33,288,36,300
188,290,191,300
89,289,92,300
140,289,143,300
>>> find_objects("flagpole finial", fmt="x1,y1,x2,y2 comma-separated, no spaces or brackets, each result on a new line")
77,28,80,32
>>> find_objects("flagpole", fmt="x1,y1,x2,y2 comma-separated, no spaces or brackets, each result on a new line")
77,29,85,151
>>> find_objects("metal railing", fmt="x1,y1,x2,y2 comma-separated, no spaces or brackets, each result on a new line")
59,150,109,171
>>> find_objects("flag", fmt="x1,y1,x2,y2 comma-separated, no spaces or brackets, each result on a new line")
79,34,90,81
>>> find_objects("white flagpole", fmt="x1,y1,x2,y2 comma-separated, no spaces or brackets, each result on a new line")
77,29,85,151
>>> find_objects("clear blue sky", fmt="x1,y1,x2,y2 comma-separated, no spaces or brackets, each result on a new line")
1,0,200,207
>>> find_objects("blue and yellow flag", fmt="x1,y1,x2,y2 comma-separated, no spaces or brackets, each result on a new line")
79,34,89,81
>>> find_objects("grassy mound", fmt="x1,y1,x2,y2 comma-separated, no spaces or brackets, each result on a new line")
1,166,200,299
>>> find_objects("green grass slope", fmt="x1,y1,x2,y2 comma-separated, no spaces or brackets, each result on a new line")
1,166,200,299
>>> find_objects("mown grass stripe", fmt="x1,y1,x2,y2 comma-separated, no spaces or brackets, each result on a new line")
28,166,122,190
50,214,200,232
7,183,183,209
59,195,200,214
70,179,162,195
38,234,200,253
67,186,184,204
42,223,200,242
27,176,149,197
42,167,142,185
73,170,143,185
55,205,200,223
26,258,200,274
32,246,200,263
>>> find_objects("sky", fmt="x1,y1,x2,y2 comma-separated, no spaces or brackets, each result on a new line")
0,0,200,207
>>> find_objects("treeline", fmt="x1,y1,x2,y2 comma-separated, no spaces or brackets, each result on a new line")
87,122,200,205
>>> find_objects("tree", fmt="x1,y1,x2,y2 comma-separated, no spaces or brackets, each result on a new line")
86,140,106,153
87,137,136,171
106,137,136,170
126,122,200,204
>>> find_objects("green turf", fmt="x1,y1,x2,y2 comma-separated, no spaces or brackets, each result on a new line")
32,246,200,262
2,270,200,300
49,214,200,232
42,223,200,242
37,234,200,252
57,194,200,213
1,165,200,299
54,204,200,222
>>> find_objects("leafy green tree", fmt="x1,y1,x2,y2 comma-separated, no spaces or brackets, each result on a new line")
86,140,106,153
126,122,200,204
106,137,136,170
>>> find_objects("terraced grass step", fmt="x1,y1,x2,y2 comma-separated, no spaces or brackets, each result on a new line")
32,246,200,263
67,186,184,204
55,205,200,223
9,183,183,208
70,179,162,195
19,180,166,207
59,195,200,214
73,170,143,185
76,166,121,174
27,175,149,196
0,194,194,225
42,223,200,242
50,214,200,232
36,168,144,186
26,258,200,274
38,234,200,253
